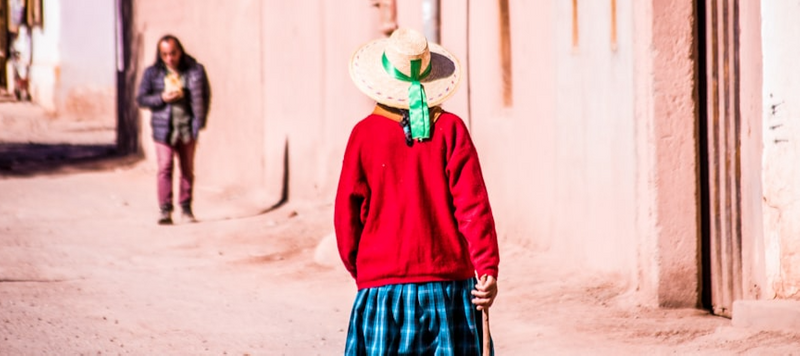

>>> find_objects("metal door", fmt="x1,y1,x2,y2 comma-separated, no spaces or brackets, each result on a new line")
701,0,743,318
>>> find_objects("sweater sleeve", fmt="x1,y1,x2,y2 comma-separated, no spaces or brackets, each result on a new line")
334,125,370,279
446,119,500,279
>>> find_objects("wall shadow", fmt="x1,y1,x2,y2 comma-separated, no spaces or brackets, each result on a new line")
257,137,289,214
196,137,290,223
116,0,141,156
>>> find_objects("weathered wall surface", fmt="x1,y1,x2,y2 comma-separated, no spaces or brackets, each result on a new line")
130,0,702,306
648,0,700,307
261,1,379,203
463,0,642,280
438,0,697,306
761,1,800,300
466,0,559,258
29,0,60,112
552,0,638,277
739,0,765,302
134,0,270,208
134,1,379,209
29,0,116,123
58,0,116,122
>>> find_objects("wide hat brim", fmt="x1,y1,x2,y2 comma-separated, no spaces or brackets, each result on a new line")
349,38,461,109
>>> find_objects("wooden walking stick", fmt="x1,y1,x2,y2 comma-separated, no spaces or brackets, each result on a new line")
476,272,491,355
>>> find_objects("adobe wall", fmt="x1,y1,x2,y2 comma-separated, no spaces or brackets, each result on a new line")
133,1,379,210
464,0,642,281
261,1,380,203
761,1,800,300
130,0,702,306
738,0,765,301
134,0,271,208
648,0,700,307
454,0,700,307
29,0,116,124
58,0,116,122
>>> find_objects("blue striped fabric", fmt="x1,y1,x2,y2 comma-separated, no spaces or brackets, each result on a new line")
345,279,493,355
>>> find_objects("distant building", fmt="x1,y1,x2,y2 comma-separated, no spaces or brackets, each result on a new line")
13,0,116,125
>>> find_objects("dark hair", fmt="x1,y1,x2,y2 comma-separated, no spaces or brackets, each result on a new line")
154,34,192,71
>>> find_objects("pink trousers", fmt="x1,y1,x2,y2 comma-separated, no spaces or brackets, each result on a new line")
155,140,196,211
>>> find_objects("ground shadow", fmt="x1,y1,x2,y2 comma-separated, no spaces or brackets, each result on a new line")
0,144,141,177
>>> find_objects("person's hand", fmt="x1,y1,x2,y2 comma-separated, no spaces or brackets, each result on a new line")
472,274,498,311
161,90,182,103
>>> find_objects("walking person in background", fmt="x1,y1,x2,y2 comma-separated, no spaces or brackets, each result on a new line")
335,28,499,355
137,35,211,225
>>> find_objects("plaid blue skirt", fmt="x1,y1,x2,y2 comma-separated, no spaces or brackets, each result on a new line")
345,279,493,356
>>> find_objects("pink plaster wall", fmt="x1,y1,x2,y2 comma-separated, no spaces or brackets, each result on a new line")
135,1,380,206
462,0,644,281
135,1,269,207
761,0,800,300
738,0,765,301
438,0,470,123
465,0,560,257
632,0,701,307
632,0,660,304
413,0,698,306
131,0,703,306
551,0,638,276
263,1,380,201
648,0,700,307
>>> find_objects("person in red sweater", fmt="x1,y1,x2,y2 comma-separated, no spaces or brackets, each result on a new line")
335,28,500,355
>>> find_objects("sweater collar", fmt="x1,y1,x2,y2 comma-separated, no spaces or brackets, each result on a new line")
372,104,443,123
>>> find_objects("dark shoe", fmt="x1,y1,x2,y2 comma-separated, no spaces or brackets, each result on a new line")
181,211,197,223
181,205,197,223
158,210,173,225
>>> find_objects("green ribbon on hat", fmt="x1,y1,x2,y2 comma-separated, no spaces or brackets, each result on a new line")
382,53,432,140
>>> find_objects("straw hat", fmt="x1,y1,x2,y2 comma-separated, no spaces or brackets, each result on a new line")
349,28,461,109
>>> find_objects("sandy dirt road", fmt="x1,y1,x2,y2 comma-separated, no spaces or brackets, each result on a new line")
1,103,799,355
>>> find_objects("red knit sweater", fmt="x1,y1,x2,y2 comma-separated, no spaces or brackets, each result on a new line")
334,110,499,290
